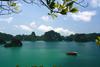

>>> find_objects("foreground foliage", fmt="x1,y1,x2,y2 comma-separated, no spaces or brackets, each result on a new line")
16,63,62,67
1,0,88,17
95,36,100,46
46,0,80,18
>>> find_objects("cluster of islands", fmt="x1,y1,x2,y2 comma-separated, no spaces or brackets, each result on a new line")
0,30,100,47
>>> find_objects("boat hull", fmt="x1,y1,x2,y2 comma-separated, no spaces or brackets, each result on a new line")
66,52,77,55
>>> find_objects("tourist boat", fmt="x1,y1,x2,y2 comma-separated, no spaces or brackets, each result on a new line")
66,52,77,55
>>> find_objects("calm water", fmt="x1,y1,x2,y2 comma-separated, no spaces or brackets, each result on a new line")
0,41,100,67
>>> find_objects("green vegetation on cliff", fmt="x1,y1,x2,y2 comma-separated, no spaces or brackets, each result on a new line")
43,30,64,41
4,38,22,47
65,37,73,41
74,34,89,42
0,32,13,41
0,38,6,44
14,31,64,41
0,31,100,42
68,33,100,42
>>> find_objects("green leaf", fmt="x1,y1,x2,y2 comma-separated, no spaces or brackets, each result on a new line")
51,10,53,13
53,14,57,17
56,1,59,8
16,63,19,67
66,0,71,2
15,8,18,11
15,6,19,9
54,4,57,7
10,1,12,4
60,9,68,15
49,0,55,9
61,4,64,9
63,0,66,5
95,39,98,43
49,2,55,9
47,13,51,15
52,16,54,19
48,0,51,5
70,7,79,13
75,0,78,2
57,1,59,6
11,3,16,6
66,1,74,10
69,2,73,10
95,39,100,46
98,36,100,40
7,2,9,5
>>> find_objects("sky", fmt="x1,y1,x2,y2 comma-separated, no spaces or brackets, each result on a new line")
0,0,100,36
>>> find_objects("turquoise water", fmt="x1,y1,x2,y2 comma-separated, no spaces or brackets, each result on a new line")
0,41,100,67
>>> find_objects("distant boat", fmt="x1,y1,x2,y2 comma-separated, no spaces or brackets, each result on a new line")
66,52,77,55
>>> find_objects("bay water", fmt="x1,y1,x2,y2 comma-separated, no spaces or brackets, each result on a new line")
0,41,100,67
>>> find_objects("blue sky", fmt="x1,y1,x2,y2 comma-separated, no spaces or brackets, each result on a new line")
0,0,100,36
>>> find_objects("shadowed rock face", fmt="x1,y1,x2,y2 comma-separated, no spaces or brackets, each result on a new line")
43,30,63,41
74,34,89,42
65,37,73,41
0,38,6,44
31,32,36,38
4,38,22,47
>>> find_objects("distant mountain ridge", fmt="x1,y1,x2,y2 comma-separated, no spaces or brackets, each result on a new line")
65,33,100,42
0,31,100,42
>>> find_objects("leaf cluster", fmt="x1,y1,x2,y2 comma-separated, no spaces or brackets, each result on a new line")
7,1,19,11
46,0,79,18
95,36,100,46
16,63,62,67
47,12,57,19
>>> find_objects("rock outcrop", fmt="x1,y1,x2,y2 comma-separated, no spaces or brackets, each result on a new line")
4,38,22,47
43,30,63,41
0,38,6,44
74,34,89,42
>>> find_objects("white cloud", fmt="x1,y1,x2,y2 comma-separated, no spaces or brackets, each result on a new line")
14,25,18,28
74,24,76,25
58,13,61,15
0,27,5,29
14,25,32,31
91,0,100,8
0,31,3,33
41,16,49,21
54,28,75,35
17,3,22,6
38,24,53,32
30,22,36,27
64,18,67,20
2,27,5,29
41,16,52,21
0,17,13,23
68,11,96,22
19,25,32,31
38,24,75,36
